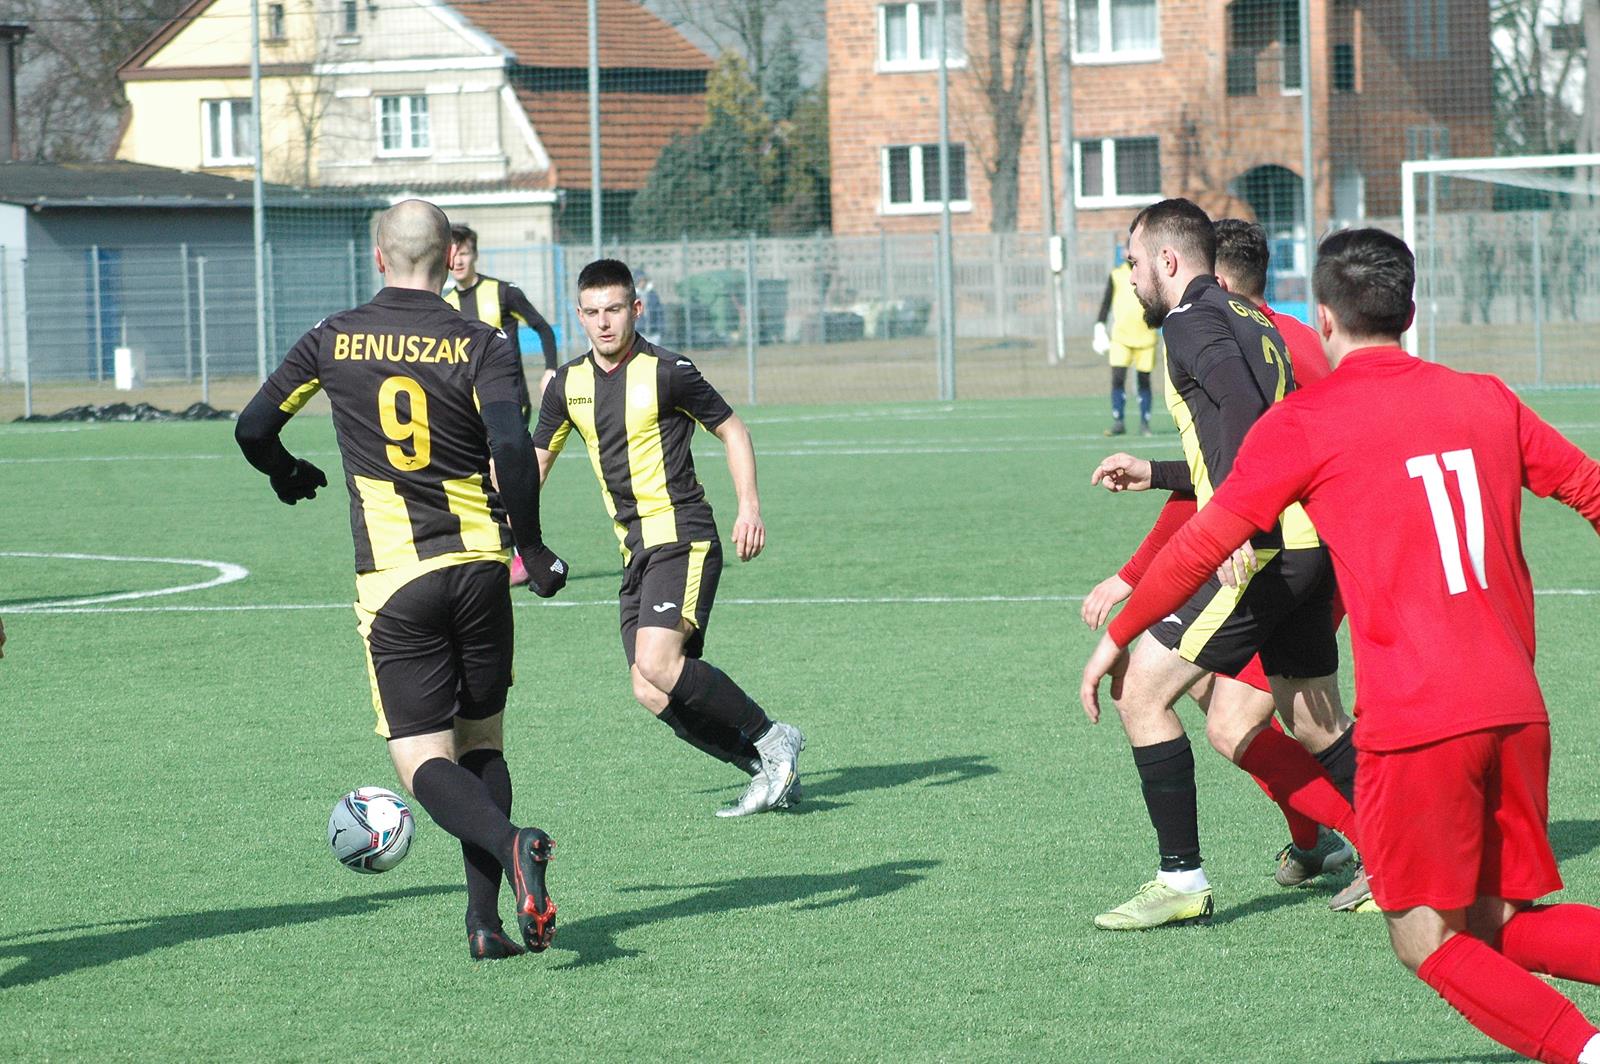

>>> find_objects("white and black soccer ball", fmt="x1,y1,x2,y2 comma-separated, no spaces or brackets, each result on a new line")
328,787,415,874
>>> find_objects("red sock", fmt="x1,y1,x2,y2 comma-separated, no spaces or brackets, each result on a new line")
1249,718,1320,848
1418,933,1598,1064
1235,726,1358,845
1499,905,1600,984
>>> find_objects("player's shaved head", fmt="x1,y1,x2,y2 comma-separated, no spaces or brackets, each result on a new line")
1315,228,1414,340
1130,198,1217,273
1213,219,1270,302
376,199,451,286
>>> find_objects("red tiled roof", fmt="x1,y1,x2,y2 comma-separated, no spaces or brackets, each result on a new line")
522,89,707,191
454,0,713,70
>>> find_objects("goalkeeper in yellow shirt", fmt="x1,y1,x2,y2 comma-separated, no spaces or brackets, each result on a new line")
1092,247,1160,437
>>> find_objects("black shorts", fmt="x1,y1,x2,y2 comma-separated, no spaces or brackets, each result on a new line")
1148,545,1338,679
620,539,721,667
355,560,514,740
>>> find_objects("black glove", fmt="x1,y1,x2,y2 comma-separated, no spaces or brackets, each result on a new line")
523,545,568,598
269,458,328,505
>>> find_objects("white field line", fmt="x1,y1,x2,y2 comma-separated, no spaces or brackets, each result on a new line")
9,588,1598,616
0,552,249,608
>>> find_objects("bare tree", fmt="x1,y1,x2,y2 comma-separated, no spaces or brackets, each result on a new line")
13,0,188,161
649,0,826,97
1490,0,1587,153
960,1,1035,233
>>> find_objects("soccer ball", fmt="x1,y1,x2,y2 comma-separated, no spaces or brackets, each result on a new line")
328,787,415,874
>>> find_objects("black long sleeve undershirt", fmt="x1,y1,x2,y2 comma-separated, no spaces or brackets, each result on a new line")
482,400,543,553
234,391,297,478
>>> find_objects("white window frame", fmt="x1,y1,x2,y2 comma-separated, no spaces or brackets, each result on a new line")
877,2,967,73
880,143,972,215
201,98,254,166
1074,137,1161,208
1072,0,1162,65
375,94,431,157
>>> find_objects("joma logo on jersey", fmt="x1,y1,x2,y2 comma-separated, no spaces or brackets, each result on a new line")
332,333,471,364
569,396,592,405
1227,300,1272,329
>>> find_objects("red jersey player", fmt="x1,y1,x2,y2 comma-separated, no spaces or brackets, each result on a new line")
1082,228,1600,1064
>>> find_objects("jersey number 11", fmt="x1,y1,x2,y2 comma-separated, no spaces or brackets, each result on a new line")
1406,448,1487,595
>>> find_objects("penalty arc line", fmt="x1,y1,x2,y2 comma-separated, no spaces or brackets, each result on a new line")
0,552,250,609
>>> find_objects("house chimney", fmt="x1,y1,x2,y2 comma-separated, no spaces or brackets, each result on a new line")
0,23,27,162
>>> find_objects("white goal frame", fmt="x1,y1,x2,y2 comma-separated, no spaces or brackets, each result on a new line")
1400,152,1600,359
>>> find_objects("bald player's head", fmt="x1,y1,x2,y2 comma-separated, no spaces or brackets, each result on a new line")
375,199,451,289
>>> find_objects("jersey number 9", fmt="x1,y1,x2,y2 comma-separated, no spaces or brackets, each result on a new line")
379,376,431,471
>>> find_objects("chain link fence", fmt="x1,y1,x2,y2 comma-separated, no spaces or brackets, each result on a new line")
1,0,1593,417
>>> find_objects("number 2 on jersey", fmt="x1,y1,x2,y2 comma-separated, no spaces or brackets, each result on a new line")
1260,336,1288,403
1407,448,1487,595
378,376,431,471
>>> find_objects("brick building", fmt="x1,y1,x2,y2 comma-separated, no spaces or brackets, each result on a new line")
827,0,1493,246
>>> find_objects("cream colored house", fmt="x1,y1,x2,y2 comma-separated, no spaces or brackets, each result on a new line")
116,0,714,249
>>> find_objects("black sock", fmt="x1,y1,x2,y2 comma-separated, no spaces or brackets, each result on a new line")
659,702,761,775
1314,726,1358,807
1132,735,1203,872
669,658,772,741
458,748,513,930
410,756,518,872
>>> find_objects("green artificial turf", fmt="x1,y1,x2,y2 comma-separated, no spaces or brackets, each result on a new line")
1,393,1597,1062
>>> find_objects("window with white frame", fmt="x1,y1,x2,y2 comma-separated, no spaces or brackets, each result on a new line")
882,143,969,211
202,99,255,166
1075,136,1161,207
266,3,286,40
341,0,359,36
377,95,430,155
1074,0,1159,61
879,2,966,69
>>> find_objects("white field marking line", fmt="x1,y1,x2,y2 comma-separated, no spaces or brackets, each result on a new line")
5,422,1595,466
0,439,1168,465
1,552,250,610
11,588,1599,616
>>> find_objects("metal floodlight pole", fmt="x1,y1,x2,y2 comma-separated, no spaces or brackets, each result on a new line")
1057,0,1077,339
180,243,194,382
1299,0,1315,315
90,244,104,381
250,0,268,381
1030,0,1063,365
587,0,602,263
197,256,211,405
936,0,956,402
0,247,9,397
745,232,758,405
1531,215,1544,386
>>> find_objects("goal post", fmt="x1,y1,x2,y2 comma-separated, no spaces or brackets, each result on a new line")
1400,152,1600,385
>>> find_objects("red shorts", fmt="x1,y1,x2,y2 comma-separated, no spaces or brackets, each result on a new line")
1357,722,1561,912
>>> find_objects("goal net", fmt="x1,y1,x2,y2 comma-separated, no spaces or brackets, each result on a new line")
1402,153,1600,388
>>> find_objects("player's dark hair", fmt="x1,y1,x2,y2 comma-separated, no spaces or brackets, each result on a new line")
1314,228,1414,339
577,258,637,300
1212,219,1270,299
1129,198,1216,271
449,224,477,251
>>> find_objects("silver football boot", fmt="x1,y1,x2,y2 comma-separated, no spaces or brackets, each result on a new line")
755,721,805,808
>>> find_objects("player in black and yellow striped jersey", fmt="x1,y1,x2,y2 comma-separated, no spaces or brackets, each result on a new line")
444,224,559,415
1082,198,1359,932
235,200,567,960
533,258,806,819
